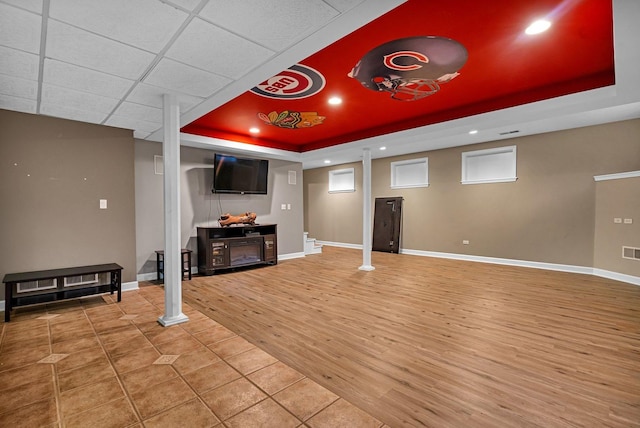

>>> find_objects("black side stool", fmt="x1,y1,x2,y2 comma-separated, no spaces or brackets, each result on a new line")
155,249,192,282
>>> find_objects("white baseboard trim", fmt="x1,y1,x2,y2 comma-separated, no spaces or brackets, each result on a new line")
137,267,199,283
0,281,141,314
314,242,640,286
400,248,594,275
317,241,363,250
593,268,640,286
279,252,306,261
122,281,139,292
137,272,159,282
135,255,309,282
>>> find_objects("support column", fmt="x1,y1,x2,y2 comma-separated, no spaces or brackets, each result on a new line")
158,94,189,327
359,148,375,271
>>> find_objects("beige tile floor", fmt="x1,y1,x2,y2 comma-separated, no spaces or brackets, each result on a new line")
0,284,387,427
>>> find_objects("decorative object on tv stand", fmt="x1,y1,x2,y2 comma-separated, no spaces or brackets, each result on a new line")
219,212,257,227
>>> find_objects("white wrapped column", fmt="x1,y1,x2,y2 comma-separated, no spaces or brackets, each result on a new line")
359,148,375,271
158,94,189,327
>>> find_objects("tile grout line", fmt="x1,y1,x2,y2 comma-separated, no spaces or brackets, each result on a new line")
81,297,143,427
135,288,230,425
175,294,345,426
48,312,65,428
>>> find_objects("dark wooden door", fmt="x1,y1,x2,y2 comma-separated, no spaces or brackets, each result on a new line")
372,197,403,253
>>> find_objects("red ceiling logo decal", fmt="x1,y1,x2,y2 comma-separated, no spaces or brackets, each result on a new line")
349,36,468,101
251,64,326,100
258,111,325,129
383,51,429,71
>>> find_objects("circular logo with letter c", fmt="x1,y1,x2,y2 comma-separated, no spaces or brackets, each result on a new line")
383,51,429,71
251,64,326,100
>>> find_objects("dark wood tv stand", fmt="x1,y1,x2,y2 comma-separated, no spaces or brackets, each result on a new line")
197,224,277,275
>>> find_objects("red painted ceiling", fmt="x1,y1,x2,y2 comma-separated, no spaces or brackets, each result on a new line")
181,0,614,153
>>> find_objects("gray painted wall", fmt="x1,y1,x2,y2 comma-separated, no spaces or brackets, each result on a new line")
0,110,137,283
304,119,640,273
134,140,304,276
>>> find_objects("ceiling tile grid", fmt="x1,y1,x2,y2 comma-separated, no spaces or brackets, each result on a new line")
0,45,39,80
48,0,189,53
112,101,163,124
143,57,232,98
0,0,374,139
165,17,275,79
0,0,43,14
125,83,204,113
41,84,120,116
164,0,202,13
45,20,157,80
43,59,134,100
0,2,42,54
199,0,339,50
0,94,37,114
0,74,38,100
39,100,109,125
105,115,164,136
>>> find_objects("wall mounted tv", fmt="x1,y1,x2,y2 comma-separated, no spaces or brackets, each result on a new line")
212,153,269,194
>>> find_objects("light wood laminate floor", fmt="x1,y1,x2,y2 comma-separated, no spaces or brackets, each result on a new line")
183,246,640,428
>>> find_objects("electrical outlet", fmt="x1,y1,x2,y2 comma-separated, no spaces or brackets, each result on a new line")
462,240,470,245
614,218,622,224
100,199,107,209
280,204,286,210
624,218,633,224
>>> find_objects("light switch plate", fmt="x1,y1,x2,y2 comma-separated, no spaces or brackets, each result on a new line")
100,199,107,209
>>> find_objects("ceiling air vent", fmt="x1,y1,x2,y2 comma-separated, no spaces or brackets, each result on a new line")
499,130,520,136
622,246,640,261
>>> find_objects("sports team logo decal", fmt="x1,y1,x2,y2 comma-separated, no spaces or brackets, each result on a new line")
348,36,468,101
258,111,325,129
251,64,326,100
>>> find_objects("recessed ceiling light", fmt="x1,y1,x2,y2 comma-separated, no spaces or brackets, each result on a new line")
249,127,260,134
525,19,551,35
380,146,386,150
324,160,331,164
328,97,342,105
469,129,478,135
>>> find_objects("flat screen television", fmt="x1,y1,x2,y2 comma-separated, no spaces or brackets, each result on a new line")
212,153,269,194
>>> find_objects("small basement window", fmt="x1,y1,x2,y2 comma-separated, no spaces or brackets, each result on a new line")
461,145,517,184
329,168,355,193
391,158,429,189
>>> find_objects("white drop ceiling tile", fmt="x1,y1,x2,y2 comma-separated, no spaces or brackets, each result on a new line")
49,0,188,53
46,20,156,80
133,129,152,139
323,0,365,13
0,74,38,99
43,59,134,99
42,83,120,114
0,3,42,53
113,101,162,124
0,93,37,113
0,0,43,14
0,46,39,80
40,102,108,124
144,58,231,98
106,115,162,133
166,18,274,79
164,0,201,12
199,0,338,50
127,82,204,111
